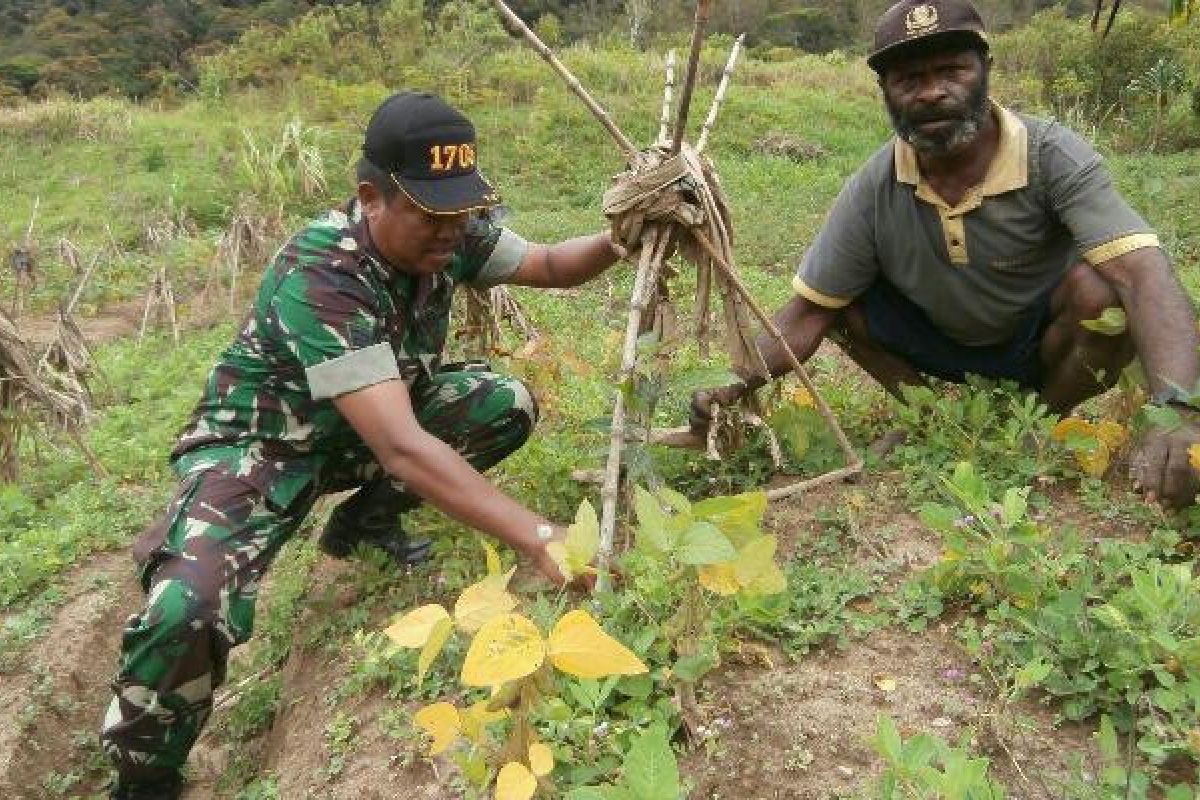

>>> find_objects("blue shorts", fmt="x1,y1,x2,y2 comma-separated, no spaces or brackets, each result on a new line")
858,279,1051,390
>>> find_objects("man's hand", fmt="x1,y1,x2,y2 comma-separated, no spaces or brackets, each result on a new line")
525,527,597,591
689,380,751,433
1129,414,1200,509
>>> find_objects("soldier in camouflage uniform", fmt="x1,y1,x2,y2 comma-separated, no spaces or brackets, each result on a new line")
101,92,625,799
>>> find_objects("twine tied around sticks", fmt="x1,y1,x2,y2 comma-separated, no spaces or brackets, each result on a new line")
601,144,768,383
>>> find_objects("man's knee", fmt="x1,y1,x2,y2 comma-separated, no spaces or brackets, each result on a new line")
498,375,539,429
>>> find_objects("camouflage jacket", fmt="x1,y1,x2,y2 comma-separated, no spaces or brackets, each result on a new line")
170,199,529,507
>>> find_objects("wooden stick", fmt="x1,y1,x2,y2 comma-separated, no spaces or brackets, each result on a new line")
671,0,712,153
24,196,39,245
692,231,862,479
697,34,744,154
657,50,676,147
490,0,638,159
597,226,671,591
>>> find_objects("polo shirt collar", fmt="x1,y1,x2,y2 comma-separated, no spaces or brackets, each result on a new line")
894,102,1028,201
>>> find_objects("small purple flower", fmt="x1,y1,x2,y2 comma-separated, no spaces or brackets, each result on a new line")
942,668,965,682
953,515,977,528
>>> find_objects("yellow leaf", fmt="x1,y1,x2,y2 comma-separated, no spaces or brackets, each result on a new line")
454,571,519,633
697,563,740,596
1051,417,1095,443
1190,444,1200,472
547,610,648,679
528,742,554,777
482,541,503,577
791,387,816,408
461,613,546,688
417,617,454,686
733,536,787,596
383,604,451,649
1094,420,1128,450
460,699,509,746
549,500,600,579
413,702,461,755
495,762,537,800
1075,444,1112,478
873,674,897,693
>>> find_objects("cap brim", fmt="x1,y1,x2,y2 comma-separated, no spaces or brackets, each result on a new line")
867,29,988,72
395,172,500,215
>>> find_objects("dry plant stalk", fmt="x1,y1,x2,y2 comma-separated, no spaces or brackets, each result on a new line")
9,196,40,318
0,307,102,480
696,34,744,154
670,0,712,154
657,50,676,146
456,286,539,357
139,266,180,346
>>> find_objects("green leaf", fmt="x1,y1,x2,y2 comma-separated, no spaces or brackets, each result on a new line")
677,522,737,565
999,487,1029,527
624,725,680,800
564,789,611,800
1080,307,1127,335
1013,658,1052,692
633,487,673,553
692,492,767,547
672,652,717,683
655,487,691,515
1141,403,1182,431
1097,715,1120,761
871,715,903,766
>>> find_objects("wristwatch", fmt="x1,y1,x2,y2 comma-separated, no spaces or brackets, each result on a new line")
1150,387,1200,412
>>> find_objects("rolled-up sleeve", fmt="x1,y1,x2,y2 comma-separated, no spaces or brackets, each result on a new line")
1042,124,1159,268
268,267,399,399
794,170,879,307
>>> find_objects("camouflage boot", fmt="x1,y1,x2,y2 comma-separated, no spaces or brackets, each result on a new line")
318,480,433,565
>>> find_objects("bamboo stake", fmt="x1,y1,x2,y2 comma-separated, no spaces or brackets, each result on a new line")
696,34,744,153
490,0,638,159
670,0,712,153
691,231,863,488
657,50,676,146
597,226,672,591
24,196,39,244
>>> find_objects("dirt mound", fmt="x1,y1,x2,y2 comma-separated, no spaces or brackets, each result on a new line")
753,132,831,162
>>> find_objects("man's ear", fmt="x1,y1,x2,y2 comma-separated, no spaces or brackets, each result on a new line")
357,181,384,217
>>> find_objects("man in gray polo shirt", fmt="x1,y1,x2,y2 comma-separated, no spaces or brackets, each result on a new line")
694,0,1200,508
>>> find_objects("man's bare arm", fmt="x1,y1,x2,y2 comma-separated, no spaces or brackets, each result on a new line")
1099,247,1200,395
333,379,551,559
506,232,623,289
1099,247,1200,507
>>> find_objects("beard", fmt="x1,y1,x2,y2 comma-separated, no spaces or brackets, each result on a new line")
886,71,991,157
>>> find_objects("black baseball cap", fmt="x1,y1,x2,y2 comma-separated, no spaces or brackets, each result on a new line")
362,91,500,215
867,0,989,74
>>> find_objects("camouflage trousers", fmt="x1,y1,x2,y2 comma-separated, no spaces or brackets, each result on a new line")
100,368,537,781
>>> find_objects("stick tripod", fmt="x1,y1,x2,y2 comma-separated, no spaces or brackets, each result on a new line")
489,0,862,590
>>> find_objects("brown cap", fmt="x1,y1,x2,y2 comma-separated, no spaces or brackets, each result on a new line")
867,0,988,74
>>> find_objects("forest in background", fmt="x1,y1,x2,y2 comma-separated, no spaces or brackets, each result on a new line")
0,0,1169,99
